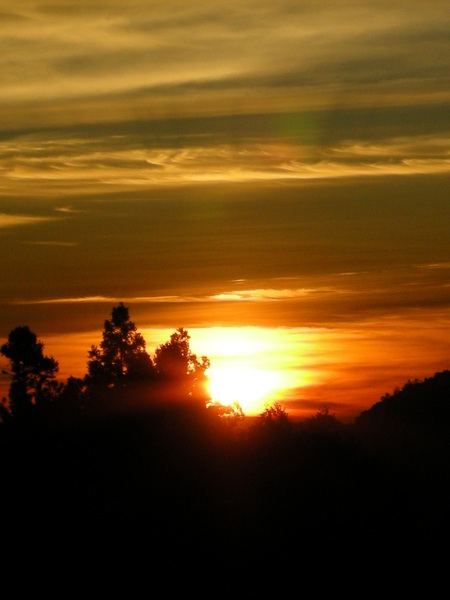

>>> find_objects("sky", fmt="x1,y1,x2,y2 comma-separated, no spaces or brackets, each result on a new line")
0,0,449,421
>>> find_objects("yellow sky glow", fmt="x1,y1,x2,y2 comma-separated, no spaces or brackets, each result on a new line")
3,312,445,423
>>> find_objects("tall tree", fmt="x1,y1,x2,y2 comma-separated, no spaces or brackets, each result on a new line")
154,327,210,405
86,302,155,395
0,326,59,419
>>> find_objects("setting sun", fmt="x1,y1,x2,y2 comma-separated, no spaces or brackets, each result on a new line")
206,365,282,415
187,326,302,415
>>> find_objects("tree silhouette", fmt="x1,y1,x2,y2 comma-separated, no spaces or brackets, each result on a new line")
249,401,292,443
0,326,59,419
56,375,86,418
154,327,210,405
259,401,290,426
85,303,155,398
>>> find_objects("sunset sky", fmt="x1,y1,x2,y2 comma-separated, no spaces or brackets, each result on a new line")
1,0,449,420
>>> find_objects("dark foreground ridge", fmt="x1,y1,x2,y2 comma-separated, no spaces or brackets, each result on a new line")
1,370,449,586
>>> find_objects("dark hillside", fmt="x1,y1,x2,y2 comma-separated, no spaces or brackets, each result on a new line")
1,371,449,585
354,369,450,470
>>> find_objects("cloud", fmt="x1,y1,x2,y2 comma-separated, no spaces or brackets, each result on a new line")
210,288,327,302
54,206,82,213
1,127,448,194
10,285,346,307
13,296,120,305
0,213,58,228
23,240,78,247
8,260,450,319
12,295,194,306
8,287,312,305
418,262,450,270
1,1,448,118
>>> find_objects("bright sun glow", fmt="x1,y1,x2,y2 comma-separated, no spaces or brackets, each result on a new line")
207,365,283,415
141,325,319,417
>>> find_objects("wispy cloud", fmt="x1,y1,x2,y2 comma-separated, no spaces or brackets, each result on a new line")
1,1,448,108
23,240,78,247
11,286,342,306
10,260,450,310
0,213,58,228
210,287,332,302
13,296,120,305
54,206,84,213
12,295,195,305
0,131,448,193
418,262,450,270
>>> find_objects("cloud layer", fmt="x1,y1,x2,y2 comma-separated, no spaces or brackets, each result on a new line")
2,1,448,108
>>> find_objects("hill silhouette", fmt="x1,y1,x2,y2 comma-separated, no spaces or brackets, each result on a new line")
354,369,450,470
356,369,450,427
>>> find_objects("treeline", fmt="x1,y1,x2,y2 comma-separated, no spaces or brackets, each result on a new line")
0,302,214,423
1,301,449,444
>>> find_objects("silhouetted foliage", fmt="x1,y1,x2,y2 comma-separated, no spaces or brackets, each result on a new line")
205,399,246,437
354,369,450,472
255,401,291,431
207,399,245,419
153,327,210,405
355,369,450,430
0,326,59,419
85,302,155,401
56,375,86,417
300,407,347,435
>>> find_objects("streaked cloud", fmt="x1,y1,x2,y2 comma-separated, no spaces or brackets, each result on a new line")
0,131,448,193
1,1,448,109
418,262,450,270
0,213,58,228
23,240,78,247
13,295,122,305
210,288,329,302
54,206,83,213
11,289,318,306
10,260,450,312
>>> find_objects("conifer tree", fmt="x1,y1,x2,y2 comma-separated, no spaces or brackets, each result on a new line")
1,326,59,418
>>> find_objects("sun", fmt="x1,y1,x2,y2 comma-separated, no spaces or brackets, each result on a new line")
206,365,282,415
